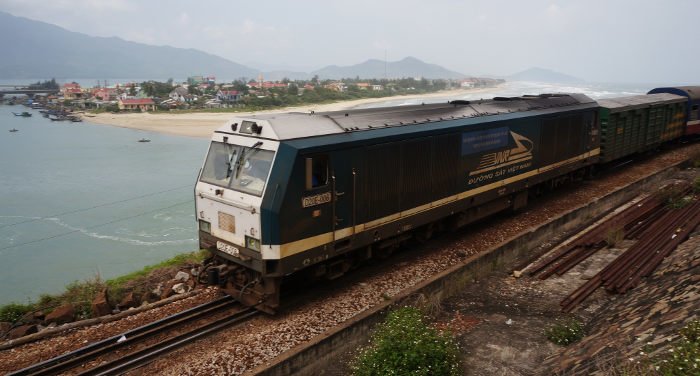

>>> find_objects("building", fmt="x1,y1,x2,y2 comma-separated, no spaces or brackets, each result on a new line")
169,87,189,103
91,87,117,101
118,98,156,111
61,83,83,100
217,90,241,103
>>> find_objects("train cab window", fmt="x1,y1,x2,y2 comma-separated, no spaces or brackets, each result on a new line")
305,155,328,190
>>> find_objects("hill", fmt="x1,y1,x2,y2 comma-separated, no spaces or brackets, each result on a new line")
0,11,258,80
508,67,584,84
312,57,466,80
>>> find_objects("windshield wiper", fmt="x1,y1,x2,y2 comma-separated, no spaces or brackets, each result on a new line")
225,148,238,178
234,142,263,179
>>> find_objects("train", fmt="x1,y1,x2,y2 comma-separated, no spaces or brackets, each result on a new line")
193,85,700,313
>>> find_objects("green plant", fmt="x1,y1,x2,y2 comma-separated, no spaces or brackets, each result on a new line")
352,307,461,376
606,228,625,247
693,177,700,194
545,318,585,346
654,320,700,375
0,303,34,323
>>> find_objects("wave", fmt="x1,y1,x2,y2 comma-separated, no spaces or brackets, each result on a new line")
45,217,197,246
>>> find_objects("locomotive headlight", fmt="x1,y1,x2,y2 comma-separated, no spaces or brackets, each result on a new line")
199,220,211,233
245,236,260,251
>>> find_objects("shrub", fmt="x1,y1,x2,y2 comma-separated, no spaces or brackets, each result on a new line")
0,303,33,323
545,318,585,346
654,320,700,375
352,307,460,376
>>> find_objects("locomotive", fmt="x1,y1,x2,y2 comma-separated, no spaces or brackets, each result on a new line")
194,85,700,313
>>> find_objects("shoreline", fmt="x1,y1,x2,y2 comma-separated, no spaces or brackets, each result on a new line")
88,86,502,139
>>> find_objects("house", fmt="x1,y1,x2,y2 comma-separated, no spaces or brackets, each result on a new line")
460,78,477,88
324,82,346,92
372,84,383,91
118,98,156,111
62,83,84,100
169,87,189,103
246,81,288,89
356,82,370,90
91,88,117,101
217,90,241,103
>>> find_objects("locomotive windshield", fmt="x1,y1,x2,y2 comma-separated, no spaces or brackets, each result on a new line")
200,141,274,197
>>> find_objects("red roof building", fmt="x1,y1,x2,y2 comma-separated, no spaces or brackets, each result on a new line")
118,98,156,111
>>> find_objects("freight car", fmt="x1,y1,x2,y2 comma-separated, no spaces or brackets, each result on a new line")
647,86,700,135
194,86,699,313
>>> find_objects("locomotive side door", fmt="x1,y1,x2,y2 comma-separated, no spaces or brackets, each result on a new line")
329,148,360,251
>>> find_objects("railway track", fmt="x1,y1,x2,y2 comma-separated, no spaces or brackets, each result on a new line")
9,296,257,376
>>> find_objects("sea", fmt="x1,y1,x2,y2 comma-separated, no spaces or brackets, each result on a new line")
0,106,208,305
0,81,653,305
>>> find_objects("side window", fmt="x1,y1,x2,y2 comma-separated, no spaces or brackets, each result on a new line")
305,155,328,190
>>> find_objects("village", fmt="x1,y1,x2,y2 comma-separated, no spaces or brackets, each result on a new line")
1,75,505,113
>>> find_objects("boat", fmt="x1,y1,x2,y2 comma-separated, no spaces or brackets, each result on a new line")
138,138,151,143
12,112,32,117
9,128,19,132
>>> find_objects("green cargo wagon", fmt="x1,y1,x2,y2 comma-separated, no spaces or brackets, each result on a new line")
597,93,686,163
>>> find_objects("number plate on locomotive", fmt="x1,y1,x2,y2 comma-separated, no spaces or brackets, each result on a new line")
216,241,240,257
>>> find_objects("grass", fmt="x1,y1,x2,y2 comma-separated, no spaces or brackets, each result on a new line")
0,250,208,323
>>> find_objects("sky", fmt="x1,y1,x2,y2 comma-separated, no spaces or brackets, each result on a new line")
0,0,697,84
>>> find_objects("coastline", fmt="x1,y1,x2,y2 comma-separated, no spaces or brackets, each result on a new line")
88,86,502,139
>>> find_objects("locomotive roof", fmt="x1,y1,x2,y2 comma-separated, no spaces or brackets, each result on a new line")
598,93,686,112
215,93,596,141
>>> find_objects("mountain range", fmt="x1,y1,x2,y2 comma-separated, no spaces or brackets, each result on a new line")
0,11,578,84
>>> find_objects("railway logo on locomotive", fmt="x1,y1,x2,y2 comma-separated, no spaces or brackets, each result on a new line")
466,130,534,185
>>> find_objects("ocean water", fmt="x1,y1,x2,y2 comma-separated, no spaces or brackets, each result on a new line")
0,81,652,305
0,105,208,305
352,80,651,109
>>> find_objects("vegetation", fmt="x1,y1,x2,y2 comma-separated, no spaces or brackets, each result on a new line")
606,228,625,248
653,320,700,375
28,78,59,90
655,184,692,209
352,307,461,376
0,250,207,323
545,317,585,346
606,320,700,375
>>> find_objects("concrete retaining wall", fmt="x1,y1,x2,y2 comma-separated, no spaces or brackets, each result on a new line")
250,163,683,376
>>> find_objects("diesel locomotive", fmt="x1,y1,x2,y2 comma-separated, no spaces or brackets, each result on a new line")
194,85,700,313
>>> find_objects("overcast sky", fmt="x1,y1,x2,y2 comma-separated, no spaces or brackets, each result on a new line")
1,0,697,84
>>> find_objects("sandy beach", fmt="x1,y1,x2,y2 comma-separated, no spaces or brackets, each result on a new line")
89,86,501,139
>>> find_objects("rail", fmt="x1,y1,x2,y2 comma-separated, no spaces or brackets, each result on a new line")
9,296,256,376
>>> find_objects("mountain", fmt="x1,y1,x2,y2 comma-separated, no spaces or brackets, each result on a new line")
0,11,258,80
312,57,466,80
507,67,584,84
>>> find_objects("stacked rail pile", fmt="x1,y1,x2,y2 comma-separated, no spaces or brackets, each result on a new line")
527,184,700,312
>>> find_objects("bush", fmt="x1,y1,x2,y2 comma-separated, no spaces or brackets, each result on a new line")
654,320,700,375
0,303,33,323
352,307,460,376
545,318,585,346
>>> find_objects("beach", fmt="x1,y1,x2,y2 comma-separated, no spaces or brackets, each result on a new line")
89,86,501,138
